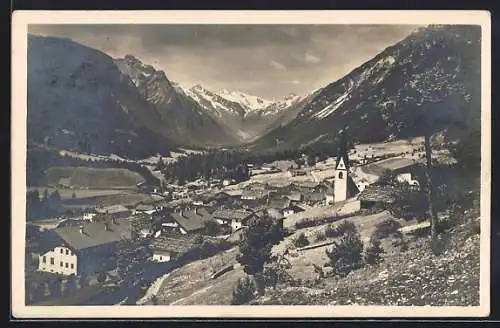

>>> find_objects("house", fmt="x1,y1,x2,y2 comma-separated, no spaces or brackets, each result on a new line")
133,203,157,216
82,210,97,222
212,209,259,232
355,181,370,193
303,191,325,204
287,169,308,177
150,234,203,263
161,207,215,235
396,173,420,189
267,198,291,211
36,218,133,277
222,179,235,187
57,177,72,188
224,189,243,198
285,192,302,202
95,205,132,219
357,186,398,209
281,204,305,217
241,189,268,200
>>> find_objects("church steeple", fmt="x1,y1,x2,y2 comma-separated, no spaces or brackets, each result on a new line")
335,129,350,171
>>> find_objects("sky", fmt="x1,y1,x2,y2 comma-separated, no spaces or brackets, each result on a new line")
29,24,421,100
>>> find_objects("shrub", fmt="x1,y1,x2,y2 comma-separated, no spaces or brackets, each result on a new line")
231,276,256,305
295,218,316,230
324,224,337,238
97,272,107,283
365,236,385,265
325,229,364,277
315,231,327,242
333,220,358,237
373,219,402,240
429,233,450,256
294,233,310,248
204,219,221,236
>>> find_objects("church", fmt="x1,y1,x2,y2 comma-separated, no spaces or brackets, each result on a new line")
326,133,360,204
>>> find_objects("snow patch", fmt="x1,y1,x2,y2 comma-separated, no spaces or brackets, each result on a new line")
312,92,350,119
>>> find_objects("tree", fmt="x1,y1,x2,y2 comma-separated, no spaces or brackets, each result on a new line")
293,232,310,248
203,219,221,236
365,236,385,265
237,215,285,294
376,169,397,186
325,227,364,277
231,276,256,305
306,154,316,167
116,238,152,291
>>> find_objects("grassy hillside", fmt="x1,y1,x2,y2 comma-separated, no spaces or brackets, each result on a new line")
253,215,480,306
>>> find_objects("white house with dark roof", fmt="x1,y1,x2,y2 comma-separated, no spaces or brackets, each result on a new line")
212,208,259,232
36,218,133,277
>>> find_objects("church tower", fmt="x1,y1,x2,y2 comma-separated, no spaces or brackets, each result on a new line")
334,131,350,203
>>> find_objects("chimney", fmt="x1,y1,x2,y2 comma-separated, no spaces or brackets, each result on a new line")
79,225,84,235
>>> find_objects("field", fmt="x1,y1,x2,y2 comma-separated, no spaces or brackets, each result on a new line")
44,166,145,189
362,157,420,176
282,199,361,230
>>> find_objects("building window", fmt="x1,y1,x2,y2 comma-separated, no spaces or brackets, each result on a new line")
50,257,54,265
159,256,162,261
60,249,64,254
339,172,344,179
70,264,74,269
60,261,63,267
65,263,69,268
42,256,46,263
65,249,69,255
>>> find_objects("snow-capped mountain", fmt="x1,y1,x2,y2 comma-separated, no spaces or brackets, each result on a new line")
178,83,311,142
253,25,481,150
114,55,240,146
217,89,274,113
114,54,311,144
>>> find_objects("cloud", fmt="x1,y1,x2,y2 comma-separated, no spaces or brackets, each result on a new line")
27,24,424,99
270,60,286,71
305,51,320,63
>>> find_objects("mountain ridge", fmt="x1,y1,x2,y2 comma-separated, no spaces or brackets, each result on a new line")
252,25,481,151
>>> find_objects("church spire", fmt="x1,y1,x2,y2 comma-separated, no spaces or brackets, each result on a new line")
335,129,350,171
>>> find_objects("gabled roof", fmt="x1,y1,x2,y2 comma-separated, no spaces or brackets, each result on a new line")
212,209,254,221
53,218,133,251
150,234,202,254
267,198,291,210
170,209,214,232
135,203,156,211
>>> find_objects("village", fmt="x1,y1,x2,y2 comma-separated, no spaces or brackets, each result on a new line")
24,136,469,306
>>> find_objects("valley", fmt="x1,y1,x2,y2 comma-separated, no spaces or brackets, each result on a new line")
24,24,483,309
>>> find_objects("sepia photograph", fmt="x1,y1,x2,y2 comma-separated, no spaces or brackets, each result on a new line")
11,10,491,318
